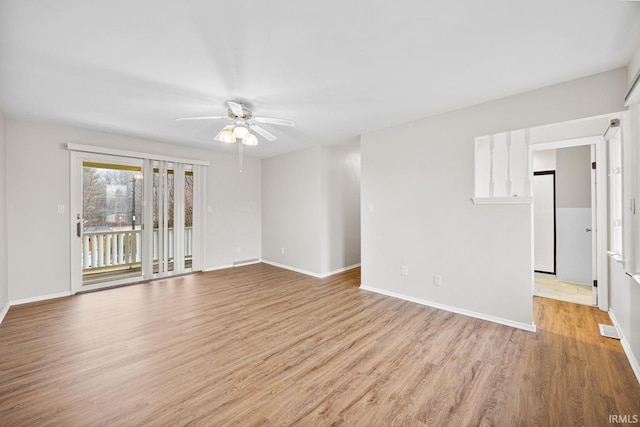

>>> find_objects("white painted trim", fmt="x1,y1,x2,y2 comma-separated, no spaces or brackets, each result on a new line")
530,135,602,151
0,302,9,324
69,151,81,295
529,134,609,311
628,273,640,286
609,309,640,385
359,285,537,332
260,260,360,278
261,260,324,278
232,259,261,267
471,197,533,205
66,143,210,166
203,264,234,272
10,291,72,306
321,263,361,277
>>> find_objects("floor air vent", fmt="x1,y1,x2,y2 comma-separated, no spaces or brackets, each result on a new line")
599,324,621,340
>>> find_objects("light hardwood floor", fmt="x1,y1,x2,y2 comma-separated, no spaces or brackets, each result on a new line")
0,264,638,426
535,272,593,306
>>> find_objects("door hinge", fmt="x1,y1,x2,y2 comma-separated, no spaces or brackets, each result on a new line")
593,279,598,288
592,162,596,170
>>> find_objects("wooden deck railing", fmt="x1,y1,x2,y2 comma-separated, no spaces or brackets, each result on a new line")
82,227,193,271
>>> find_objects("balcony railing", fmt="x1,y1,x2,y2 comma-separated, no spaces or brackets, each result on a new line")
82,227,193,272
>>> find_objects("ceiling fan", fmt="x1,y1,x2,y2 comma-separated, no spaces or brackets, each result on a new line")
176,100,295,146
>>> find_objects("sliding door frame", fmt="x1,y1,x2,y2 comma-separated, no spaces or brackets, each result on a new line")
70,151,147,293
68,144,209,294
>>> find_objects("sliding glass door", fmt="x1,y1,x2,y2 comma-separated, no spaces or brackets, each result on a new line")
151,161,195,276
71,153,202,293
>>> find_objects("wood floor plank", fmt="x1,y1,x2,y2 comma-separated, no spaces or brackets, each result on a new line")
0,263,638,426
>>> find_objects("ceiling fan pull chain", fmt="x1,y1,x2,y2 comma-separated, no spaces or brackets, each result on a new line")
239,141,243,173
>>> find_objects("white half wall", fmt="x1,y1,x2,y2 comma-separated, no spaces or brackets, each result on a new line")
6,120,261,301
0,111,8,320
361,68,627,327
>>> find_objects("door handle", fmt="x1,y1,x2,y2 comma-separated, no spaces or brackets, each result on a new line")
76,214,87,237
586,228,592,232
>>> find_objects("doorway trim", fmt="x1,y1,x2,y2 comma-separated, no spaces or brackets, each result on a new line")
529,135,609,311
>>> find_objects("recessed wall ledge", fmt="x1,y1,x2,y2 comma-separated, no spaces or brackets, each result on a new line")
607,251,625,265
624,271,640,286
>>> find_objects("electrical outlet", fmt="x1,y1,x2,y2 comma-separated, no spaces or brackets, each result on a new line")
433,275,441,286
280,248,285,255
401,265,408,276
236,246,241,254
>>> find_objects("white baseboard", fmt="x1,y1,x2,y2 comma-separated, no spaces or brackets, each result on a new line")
261,260,323,278
321,263,361,278
203,264,234,272
233,258,261,267
609,309,640,385
360,285,537,333
260,259,360,279
0,301,9,324
204,259,262,272
10,291,72,307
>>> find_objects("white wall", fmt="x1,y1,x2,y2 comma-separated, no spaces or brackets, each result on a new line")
361,68,627,328
321,139,361,274
262,146,323,273
262,142,361,276
533,150,556,172
606,48,640,382
206,150,261,268
555,146,591,209
0,111,8,317
6,119,261,301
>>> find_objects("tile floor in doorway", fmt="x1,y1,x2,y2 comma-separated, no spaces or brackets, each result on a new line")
534,272,594,306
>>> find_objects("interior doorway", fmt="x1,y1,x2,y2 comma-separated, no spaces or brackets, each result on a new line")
532,137,608,308
532,142,599,306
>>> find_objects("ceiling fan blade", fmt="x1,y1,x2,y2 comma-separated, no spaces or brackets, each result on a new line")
175,115,227,121
227,101,245,118
250,124,277,141
253,116,295,127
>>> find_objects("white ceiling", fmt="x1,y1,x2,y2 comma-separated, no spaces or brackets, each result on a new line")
1,0,639,158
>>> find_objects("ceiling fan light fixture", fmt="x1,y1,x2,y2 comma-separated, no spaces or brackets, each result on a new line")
242,133,258,146
233,125,250,139
220,129,236,143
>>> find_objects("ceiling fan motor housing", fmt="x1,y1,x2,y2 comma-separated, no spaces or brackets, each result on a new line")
229,107,252,121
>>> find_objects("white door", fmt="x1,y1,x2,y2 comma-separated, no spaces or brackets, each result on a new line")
70,153,146,293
